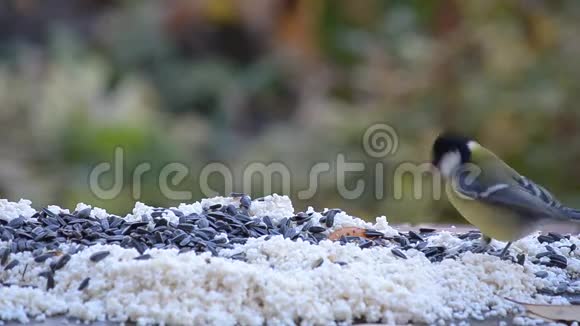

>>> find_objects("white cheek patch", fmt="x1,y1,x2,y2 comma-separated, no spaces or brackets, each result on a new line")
467,141,480,150
439,151,462,177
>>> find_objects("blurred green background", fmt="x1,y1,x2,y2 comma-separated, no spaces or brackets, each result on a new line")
1,0,580,224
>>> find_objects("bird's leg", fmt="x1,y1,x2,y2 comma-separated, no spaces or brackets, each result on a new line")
472,235,492,253
498,241,513,259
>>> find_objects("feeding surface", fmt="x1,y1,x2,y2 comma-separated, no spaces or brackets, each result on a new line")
0,195,579,325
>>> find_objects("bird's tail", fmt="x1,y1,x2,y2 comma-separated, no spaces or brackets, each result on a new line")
563,207,580,221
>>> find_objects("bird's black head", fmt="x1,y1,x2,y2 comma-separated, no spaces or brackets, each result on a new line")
432,133,473,177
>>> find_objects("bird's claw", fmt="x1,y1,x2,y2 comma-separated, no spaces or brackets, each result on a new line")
471,243,490,254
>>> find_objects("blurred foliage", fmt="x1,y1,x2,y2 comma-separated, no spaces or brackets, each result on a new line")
1,0,580,224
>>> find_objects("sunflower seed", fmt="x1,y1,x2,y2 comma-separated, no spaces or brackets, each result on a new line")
415,241,428,251
78,277,90,291
364,229,384,237
8,217,25,228
548,232,564,241
393,235,409,247
308,226,326,233
391,248,407,259
177,223,195,233
4,259,19,271
134,254,152,260
359,240,373,249
325,210,337,228
544,255,567,269
537,234,555,244
240,195,252,209
408,231,424,242
76,208,92,219
535,271,548,278
536,251,551,259
89,251,110,263
46,273,55,290
0,247,9,265
34,253,57,263
516,254,526,266
209,204,222,210
52,254,71,271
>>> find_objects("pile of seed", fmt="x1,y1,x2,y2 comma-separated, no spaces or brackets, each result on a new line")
1,194,575,268
1,195,579,325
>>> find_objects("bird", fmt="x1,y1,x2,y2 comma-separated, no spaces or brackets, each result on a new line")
431,133,580,257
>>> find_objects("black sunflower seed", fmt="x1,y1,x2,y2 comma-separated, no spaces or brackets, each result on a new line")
391,248,407,259
408,231,424,242
393,235,409,247
177,223,195,233
537,234,555,244
415,241,428,251
134,254,152,260
4,259,19,271
547,232,564,241
78,277,90,291
179,236,192,246
240,196,252,209
98,218,109,230
224,204,237,216
89,251,110,263
549,254,567,263
0,247,9,266
536,251,551,259
76,208,92,219
359,240,373,249
544,258,567,269
229,252,246,261
34,253,57,263
41,208,56,217
364,229,384,237
325,210,337,228
535,271,548,278
8,217,25,228
308,226,326,233
52,254,71,271
516,254,526,266
208,204,222,210
135,240,148,255
301,221,314,231
570,298,580,305
46,273,55,290
422,247,439,257
106,234,125,242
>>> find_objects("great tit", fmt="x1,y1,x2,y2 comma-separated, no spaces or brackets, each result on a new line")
432,134,580,257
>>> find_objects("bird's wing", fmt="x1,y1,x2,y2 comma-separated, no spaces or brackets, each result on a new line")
452,172,559,220
513,175,564,209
